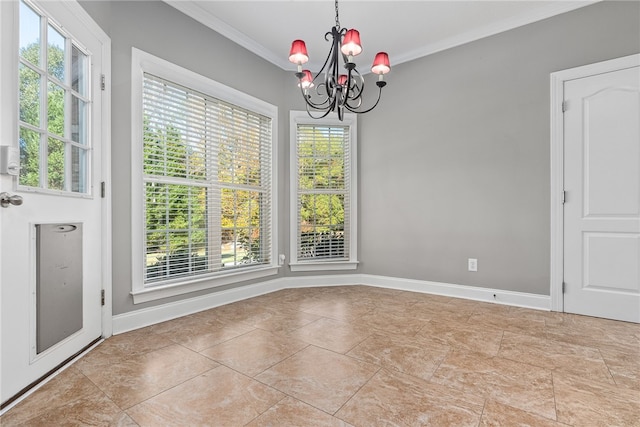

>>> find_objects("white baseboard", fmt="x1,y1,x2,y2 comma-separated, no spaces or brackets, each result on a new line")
359,274,550,311
112,274,551,334
112,278,283,334
280,274,365,288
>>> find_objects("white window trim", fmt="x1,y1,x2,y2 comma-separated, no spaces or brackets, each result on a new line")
131,48,278,304
289,111,358,272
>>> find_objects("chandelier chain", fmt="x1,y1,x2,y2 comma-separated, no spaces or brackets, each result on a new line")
334,0,340,29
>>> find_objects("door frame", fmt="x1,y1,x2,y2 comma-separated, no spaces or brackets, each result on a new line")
48,0,113,338
549,53,640,313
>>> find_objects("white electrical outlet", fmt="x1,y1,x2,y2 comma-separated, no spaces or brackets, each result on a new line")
468,258,478,272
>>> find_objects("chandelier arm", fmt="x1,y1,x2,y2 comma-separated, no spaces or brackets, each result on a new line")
298,84,330,109
343,86,383,114
345,70,365,102
345,93,363,110
312,84,333,108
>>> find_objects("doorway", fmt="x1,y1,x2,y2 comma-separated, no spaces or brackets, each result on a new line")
0,0,111,406
550,54,640,323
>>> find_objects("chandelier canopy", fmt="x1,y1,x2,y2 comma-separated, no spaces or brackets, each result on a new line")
288,0,391,120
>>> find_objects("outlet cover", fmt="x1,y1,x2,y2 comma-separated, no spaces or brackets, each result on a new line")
468,258,478,272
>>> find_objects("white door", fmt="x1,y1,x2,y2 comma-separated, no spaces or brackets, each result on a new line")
0,0,107,405
563,64,640,323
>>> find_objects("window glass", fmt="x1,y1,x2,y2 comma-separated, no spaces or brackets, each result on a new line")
19,1,41,67
290,112,357,270
17,1,91,194
296,124,349,261
19,127,40,187
19,63,40,127
47,81,64,136
142,73,273,285
47,24,65,81
47,136,64,190
71,45,87,95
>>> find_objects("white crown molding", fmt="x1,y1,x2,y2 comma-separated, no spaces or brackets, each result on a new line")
164,1,597,72
163,0,292,70
392,1,598,66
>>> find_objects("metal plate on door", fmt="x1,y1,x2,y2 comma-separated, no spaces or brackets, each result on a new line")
36,223,83,354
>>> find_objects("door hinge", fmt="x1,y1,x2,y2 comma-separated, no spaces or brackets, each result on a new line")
101,74,106,91
101,181,105,198
562,282,566,293
101,289,105,306
561,101,568,113
561,190,566,204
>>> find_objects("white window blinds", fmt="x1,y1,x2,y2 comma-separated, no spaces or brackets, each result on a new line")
142,73,272,285
295,123,351,261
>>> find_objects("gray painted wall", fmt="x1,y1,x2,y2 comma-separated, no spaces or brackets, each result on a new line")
357,1,639,295
80,1,289,315
80,1,639,315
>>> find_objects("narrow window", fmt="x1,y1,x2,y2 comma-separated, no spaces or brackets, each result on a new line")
290,111,358,271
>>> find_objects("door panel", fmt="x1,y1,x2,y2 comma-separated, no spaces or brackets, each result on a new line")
563,66,640,323
0,0,105,405
583,88,640,217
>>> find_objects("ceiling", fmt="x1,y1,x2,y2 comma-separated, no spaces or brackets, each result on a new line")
165,0,596,73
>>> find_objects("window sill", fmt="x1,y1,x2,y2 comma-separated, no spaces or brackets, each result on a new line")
131,265,280,304
289,261,359,272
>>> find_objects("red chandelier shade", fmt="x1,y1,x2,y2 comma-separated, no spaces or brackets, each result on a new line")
338,74,348,86
289,40,309,64
371,52,391,75
297,70,314,89
340,29,362,57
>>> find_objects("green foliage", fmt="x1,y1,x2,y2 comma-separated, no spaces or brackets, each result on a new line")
296,126,347,259
220,189,262,266
298,127,346,233
142,105,266,278
18,42,66,189
144,119,208,271
19,127,40,187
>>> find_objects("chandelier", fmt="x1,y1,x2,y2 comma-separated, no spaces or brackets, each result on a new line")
288,0,391,120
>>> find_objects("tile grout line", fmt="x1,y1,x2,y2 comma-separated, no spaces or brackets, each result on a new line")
332,366,383,418
477,398,488,426
240,394,289,427
496,330,506,356
194,325,262,355
596,347,620,387
122,363,223,412
550,371,560,423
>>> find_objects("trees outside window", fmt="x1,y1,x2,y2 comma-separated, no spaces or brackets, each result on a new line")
289,111,358,271
18,0,90,193
140,73,274,285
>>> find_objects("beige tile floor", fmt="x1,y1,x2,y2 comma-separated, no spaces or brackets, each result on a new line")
2,285,639,426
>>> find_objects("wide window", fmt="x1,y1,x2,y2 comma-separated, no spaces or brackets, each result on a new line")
18,0,91,194
289,111,358,271
132,49,278,303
